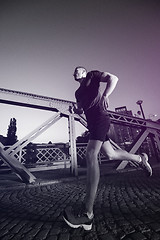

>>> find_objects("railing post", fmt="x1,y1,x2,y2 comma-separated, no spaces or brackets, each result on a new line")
18,147,23,163
68,114,78,176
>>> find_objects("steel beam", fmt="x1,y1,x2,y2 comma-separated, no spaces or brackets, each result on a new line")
1,87,160,130
6,112,63,156
0,143,36,183
116,129,150,170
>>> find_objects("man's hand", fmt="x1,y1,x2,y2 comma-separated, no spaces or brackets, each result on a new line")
74,107,83,114
73,103,83,114
100,95,109,111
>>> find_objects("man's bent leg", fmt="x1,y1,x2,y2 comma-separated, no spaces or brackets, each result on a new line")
101,140,152,176
101,140,141,162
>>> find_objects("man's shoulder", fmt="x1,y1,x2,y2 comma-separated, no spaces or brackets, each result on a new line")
86,70,103,81
88,70,101,75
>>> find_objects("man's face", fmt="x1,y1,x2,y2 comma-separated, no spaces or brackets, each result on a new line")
73,68,86,81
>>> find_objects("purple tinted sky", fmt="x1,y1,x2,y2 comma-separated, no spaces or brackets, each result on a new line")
0,0,160,143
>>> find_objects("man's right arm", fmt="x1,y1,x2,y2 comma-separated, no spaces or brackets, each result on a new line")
73,102,83,114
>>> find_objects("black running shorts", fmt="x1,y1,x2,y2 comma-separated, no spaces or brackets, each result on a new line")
85,107,110,142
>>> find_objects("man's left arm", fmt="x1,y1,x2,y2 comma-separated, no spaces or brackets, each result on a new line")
73,102,83,114
100,72,119,97
99,72,119,110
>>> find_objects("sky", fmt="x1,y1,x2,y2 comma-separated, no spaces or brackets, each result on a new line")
0,0,160,143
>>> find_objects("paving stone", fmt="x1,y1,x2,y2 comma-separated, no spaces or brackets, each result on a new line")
58,233,70,240
9,221,27,234
99,233,117,240
3,220,19,231
33,222,44,229
129,232,147,240
16,224,33,235
84,231,99,240
33,229,50,240
149,222,160,232
116,218,130,227
129,218,143,226
42,222,53,230
0,219,12,229
142,215,154,224
0,229,9,239
46,235,58,240
70,236,83,240
70,228,84,237
20,228,40,240
135,223,151,233
120,224,135,236
49,227,61,235
96,220,109,234
0,234,15,240
144,231,160,240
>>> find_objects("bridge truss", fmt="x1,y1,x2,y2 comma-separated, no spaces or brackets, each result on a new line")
0,87,160,182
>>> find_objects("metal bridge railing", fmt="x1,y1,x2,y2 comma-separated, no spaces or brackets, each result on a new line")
0,145,70,169
0,143,107,168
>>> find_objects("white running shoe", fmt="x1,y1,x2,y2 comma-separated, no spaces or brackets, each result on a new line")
139,153,152,177
63,206,93,231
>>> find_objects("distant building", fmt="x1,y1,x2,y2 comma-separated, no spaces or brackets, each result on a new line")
113,106,137,149
115,106,133,116
112,106,155,157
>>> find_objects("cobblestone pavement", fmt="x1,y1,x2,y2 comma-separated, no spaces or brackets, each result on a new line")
1,168,160,240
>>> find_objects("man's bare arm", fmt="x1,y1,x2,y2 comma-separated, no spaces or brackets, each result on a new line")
100,72,119,98
99,72,119,110
73,102,83,114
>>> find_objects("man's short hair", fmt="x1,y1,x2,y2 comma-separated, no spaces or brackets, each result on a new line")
75,66,87,73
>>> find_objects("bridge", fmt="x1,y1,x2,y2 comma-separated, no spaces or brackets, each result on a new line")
0,87,160,183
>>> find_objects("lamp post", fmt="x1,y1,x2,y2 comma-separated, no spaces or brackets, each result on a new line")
136,100,145,119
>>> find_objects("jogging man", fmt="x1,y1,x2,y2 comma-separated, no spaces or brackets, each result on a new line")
63,66,152,231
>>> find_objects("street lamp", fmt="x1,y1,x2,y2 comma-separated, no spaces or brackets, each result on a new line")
136,100,145,119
